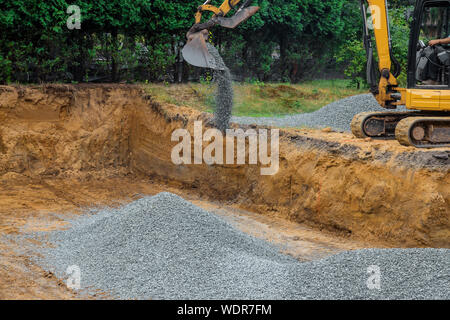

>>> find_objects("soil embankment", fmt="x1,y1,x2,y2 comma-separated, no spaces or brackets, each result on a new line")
0,84,448,247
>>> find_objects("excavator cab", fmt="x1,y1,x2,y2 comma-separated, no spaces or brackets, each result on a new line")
182,0,259,70
412,2,450,87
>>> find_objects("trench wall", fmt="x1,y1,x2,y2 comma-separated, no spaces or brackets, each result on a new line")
0,84,448,247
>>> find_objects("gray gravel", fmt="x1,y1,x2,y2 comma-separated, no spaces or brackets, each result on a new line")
231,93,408,132
28,192,449,300
291,248,449,300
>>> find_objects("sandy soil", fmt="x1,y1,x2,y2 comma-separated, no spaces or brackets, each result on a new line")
0,84,448,299
0,174,374,299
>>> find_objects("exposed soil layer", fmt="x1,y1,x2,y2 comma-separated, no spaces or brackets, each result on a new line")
0,175,372,299
0,84,448,250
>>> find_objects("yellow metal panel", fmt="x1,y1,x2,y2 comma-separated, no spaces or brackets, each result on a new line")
219,0,241,13
197,0,241,23
438,90,450,111
406,89,440,110
367,0,391,71
201,4,221,15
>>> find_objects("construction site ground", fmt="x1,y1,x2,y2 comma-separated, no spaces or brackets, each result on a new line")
0,84,448,299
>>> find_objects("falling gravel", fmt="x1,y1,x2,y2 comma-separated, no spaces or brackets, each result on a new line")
26,192,449,300
231,93,408,132
207,43,233,132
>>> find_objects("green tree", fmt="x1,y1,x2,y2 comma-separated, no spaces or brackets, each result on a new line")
0,0,413,84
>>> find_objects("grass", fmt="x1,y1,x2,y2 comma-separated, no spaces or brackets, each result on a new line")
143,79,366,117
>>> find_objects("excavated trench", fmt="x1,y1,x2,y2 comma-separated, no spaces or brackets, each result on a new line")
0,84,448,249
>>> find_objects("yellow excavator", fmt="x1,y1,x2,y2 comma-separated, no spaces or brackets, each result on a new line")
183,0,449,148
353,0,450,148
182,0,259,70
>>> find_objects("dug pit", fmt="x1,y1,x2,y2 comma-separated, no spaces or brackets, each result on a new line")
0,84,448,249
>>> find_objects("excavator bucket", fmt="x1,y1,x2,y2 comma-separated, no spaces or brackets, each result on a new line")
182,5,259,70
182,30,224,70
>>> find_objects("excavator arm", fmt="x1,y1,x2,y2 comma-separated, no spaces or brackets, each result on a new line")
182,0,259,70
193,0,249,25
361,0,404,108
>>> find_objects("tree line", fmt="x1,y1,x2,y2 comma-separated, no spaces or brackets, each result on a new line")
0,0,412,84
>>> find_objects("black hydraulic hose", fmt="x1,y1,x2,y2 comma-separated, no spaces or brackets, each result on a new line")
416,47,445,69
361,0,376,86
391,52,401,78
424,54,444,68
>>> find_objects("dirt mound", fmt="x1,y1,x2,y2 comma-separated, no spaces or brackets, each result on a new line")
0,84,448,247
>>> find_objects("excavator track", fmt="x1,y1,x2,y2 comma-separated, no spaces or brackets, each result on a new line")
351,111,450,148
395,116,450,148
351,111,419,139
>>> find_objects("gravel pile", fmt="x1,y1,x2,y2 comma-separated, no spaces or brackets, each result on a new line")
231,93,408,132
34,192,296,300
30,192,449,300
207,43,234,132
291,248,449,300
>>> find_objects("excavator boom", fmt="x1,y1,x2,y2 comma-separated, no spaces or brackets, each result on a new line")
361,0,401,108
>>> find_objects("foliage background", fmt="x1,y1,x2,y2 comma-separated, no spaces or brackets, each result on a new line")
0,0,412,85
